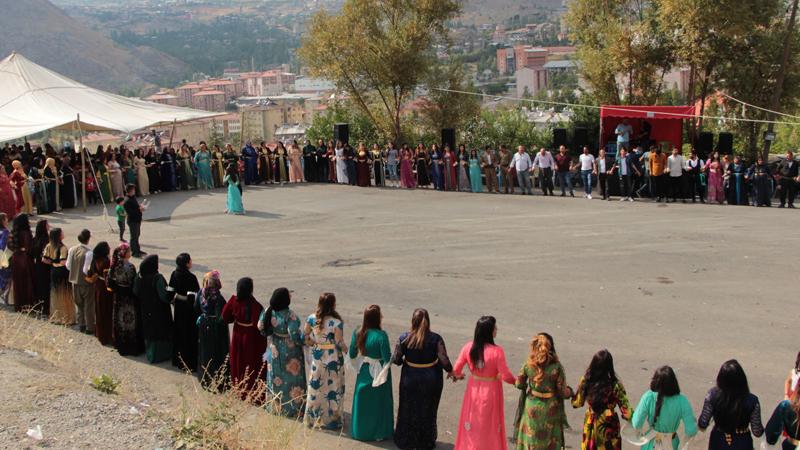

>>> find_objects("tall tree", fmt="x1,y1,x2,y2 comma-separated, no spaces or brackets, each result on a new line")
418,60,482,136
298,0,461,143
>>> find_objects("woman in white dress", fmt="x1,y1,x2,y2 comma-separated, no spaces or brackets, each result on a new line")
107,154,125,199
134,149,149,196
335,140,348,184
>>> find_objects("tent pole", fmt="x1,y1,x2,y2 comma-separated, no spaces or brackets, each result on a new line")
167,118,177,150
77,114,87,211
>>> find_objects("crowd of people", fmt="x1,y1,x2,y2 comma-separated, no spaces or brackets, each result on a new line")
1,215,799,450
0,140,798,224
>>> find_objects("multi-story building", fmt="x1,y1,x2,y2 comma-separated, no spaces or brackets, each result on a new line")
191,89,226,112
143,91,179,106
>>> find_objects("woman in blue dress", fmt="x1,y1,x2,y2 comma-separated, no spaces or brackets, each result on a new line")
194,143,214,190
469,149,483,193
0,213,11,302
430,144,444,190
258,287,306,418
224,164,244,215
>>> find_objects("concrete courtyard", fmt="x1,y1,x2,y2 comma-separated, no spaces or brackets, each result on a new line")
49,183,798,449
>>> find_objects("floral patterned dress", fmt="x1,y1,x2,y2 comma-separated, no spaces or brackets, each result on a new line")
303,314,346,430
572,378,632,450
515,362,569,450
259,308,306,418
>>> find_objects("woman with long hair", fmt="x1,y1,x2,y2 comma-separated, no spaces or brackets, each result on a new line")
176,145,196,190
415,144,430,188
326,141,337,183
698,359,764,449
109,243,144,356
469,149,483,193
221,277,267,402
194,270,229,391
43,227,74,324
371,143,385,187
392,308,453,450
274,142,289,184
443,145,458,191
765,384,800,449
288,141,304,183
106,153,124,199
211,145,225,188
457,145,471,192
167,253,200,372
572,349,632,450
30,219,50,315
258,287,306,417
400,145,415,189
133,148,150,196
631,366,698,450
349,304,393,441
224,164,244,215
11,160,33,215
355,143,371,187
334,140,348,185
85,241,113,346
705,152,725,204
514,333,573,450
452,316,516,450
784,352,800,400
193,143,213,190
135,255,173,364
303,292,347,430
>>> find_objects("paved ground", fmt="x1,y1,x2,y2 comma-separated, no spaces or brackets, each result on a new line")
46,183,798,449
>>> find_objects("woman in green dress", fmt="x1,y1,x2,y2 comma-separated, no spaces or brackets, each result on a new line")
94,153,113,204
349,304,393,441
631,366,698,450
515,333,573,450
258,287,306,418
134,255,173,364
177,146,196,190
194,143,214,190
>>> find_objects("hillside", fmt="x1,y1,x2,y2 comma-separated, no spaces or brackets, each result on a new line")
0,0,189,93
460,0,565,24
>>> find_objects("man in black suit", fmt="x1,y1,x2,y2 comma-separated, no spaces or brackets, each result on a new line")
776,151,799,208
123,184,146,257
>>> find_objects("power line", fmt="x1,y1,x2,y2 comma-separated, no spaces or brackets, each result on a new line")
718,92,800,122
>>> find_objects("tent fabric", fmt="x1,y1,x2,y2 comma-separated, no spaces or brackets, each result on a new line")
600,105,695,152
0,52,220,143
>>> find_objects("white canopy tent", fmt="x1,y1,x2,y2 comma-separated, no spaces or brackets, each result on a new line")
0,51,222,210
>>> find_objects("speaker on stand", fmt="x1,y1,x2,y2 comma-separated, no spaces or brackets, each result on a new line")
441,128,456,150
718,132,734,156
573,127,588,153
696,132,714,160
553,128,567,149
334,123,349,145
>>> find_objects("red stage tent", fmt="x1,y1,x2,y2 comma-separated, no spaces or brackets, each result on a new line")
599,105,695,153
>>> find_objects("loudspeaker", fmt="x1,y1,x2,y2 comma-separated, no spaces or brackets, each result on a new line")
334,123,349,145
441,128,456,150
697,132,714,159
573,127,588,150
718,132,734,155
553,128,567,148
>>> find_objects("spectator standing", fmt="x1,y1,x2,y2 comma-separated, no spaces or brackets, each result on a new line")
685,151,705,203
480,146,499,193
666,147,686,203
615,119,633,152
554,145,574,197
66,229,95,334
649,147,668,202
578,146,596,199
612,147,640,202
776,151,798,208
123,184,146,258
510,146,534,195
498,145,513,194
596,148,612,200
533,147,555,196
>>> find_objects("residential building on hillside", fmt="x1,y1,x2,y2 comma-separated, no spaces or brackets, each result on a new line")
192,90,226,112
143,91,179,106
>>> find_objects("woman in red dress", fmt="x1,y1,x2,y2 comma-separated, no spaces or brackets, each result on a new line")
221,277,267,403
0,167,17,219
10,161,32,216
355,143,371,187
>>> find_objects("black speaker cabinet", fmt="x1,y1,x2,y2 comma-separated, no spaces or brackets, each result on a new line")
573,127,588,150
697,132,714,159
718,132,734,155
334,123,349,145
441,128,456,150
553,128,568,149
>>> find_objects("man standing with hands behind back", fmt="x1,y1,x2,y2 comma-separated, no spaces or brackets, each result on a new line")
66,229,94,334
510,145,534,195
124,184,147,258
480,145,499,193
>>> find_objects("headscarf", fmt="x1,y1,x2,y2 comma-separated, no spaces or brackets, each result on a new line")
198,270,222,319
263,287,290,337
139,254,159,277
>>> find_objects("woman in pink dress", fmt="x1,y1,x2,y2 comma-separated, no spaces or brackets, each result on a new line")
705,152,725,204
452,316,516,450
400,147,415,189
288,141,304,183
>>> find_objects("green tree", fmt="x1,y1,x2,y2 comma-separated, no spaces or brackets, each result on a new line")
306,102,380,145
419,60,482,137
461,109,551,150
298,0,461,143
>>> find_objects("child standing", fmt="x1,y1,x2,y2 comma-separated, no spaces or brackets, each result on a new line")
115,196,127,242
86,173,98,205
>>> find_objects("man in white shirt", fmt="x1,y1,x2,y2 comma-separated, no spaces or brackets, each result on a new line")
578,146,596,199
684,150,705,203
615,119,633,152
66,229,95,334
666,147,685,203
510,145,533,195
533,147,555,195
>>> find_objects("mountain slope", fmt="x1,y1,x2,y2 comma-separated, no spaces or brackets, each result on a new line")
0,0,189,93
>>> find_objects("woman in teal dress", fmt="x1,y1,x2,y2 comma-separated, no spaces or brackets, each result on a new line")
194,144,214,190
469,149,483,193
349,304,393,441
258,287,306,418
631,366,698,450
224,165,244,215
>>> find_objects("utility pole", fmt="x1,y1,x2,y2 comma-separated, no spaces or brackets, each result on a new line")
762,0,799,160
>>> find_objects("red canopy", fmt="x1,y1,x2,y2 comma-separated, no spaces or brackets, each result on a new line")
600,105,695,152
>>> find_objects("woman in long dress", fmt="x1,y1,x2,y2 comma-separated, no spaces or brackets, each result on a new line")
0,214,10,303
349,305,393,441
469,150,483,193
195,270,229,391
355,144,371,187
43,158,61,212
631,366,698,450
705,153,724,204
11,160,33,215
211,145,226,188
326,142,337,183
452,316,516,450
221,277,267,403
400,146,415,189
107,154,124,200
572,350,632,450
177,147,196,190
225,165,245,215
167,253,200,372
514,334,573,450
371,144,385,187
304,292,347,430
430,144,444,190
95,152,113,203
0,168,16,219
457,146,471,192
145,147,161,194
257,144,270,185
9,214,34,311
135,255,173,364
194,144,214,190
31,220,50,315
334,141,348,184
109,243,144,356
392,308,452,450
258,287,307,418
415,145,430,188
134,149,149,196
160,148,177,192
288,142,304,183
698,360,764,450
274,143,289,184
443,146,457,191
43,227,75,324
59,160,77,210
86,241,114,346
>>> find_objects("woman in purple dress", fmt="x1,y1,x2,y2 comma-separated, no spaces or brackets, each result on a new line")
400,146,415,189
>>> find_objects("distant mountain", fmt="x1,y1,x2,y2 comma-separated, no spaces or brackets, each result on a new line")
460,0,564,24
0,0,190,93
